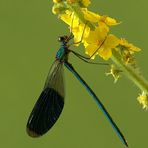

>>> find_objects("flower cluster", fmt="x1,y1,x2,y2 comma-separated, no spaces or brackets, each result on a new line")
52,0,148,109
52,0,140,61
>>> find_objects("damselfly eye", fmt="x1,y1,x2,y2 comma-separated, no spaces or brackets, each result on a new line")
58,36,69,43
58,36,64,42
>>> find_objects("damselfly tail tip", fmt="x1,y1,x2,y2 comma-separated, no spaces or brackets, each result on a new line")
125,140,128,147
120,132,128,147
121,136,128,147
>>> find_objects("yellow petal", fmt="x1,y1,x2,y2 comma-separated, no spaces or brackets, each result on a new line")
60,13,72,25
97,22,109,39
72,27,81,44
100,16,120,26
83,41,89,48
85,23,109,45
104,34,120,49
97,35,119,60
72,23,90,45
85,29,99,44
82,9,100,23
98,47,112,60
85,44,98,59
60,11,79,27
129,45,141,52
120,38,141,52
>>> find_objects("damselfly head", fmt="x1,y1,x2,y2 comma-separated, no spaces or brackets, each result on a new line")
58,35,69,43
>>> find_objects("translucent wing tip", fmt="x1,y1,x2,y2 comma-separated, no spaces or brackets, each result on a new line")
26,127,41,138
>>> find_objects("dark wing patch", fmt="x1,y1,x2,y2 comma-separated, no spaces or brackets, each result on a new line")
27,87,64,137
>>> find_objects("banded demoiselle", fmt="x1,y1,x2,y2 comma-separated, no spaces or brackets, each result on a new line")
26,35,128,147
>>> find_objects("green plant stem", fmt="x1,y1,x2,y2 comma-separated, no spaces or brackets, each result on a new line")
112,49,148,93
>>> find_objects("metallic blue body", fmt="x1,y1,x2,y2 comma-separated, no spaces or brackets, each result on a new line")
56,46,65,59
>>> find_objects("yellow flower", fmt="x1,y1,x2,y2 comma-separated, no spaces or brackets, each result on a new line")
99,15,120,26
120,38,141,53
85,22,119,60
137,92,148,110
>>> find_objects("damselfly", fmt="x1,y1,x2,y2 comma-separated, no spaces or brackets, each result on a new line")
26,34,128,147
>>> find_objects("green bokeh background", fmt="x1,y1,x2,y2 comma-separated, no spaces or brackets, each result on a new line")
0,0,148,148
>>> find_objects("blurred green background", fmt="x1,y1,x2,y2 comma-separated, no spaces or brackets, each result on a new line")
0,0,148,148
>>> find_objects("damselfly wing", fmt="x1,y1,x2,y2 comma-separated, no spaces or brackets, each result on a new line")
27,60,64,137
